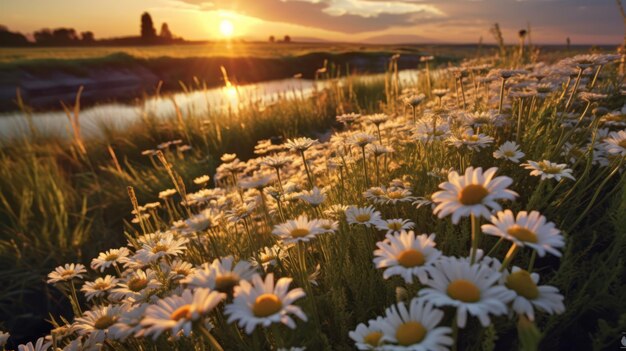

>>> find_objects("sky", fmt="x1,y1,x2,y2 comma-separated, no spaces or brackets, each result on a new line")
0,0,623,44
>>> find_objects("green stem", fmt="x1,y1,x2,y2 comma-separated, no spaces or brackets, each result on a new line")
499,243,520,272
198,323,224,351
470,215,480,264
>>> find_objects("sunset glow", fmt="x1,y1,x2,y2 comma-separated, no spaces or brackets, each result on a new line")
0,0,621,44
219,19,234,38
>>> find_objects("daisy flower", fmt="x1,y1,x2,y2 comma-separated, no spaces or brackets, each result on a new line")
377,298,453,350
432,167,518,224
298,186,327,207
382,188,416,205
193,175,210,185
111,269,161,302
47,263,87,284
337,112,361,125
346,205,383,227
285,137,319,152
502,267,565,321
141,288,226,339
324,204,349,219
419,258,515,327
182,256,257,294
349,132,377,148
133,232,188,264
109,303,149,340
602,130,626,156
319,218,339,233
493,141,525,163
183,209,223,234
81,275,118,301
349,318,385,350
272,215,324,244
447,129,494,151
522,160,575,181
74,305,126,342
481,210,565,257
254,245,287,270
17,337,51,351
225,273,307,334
373,231,442,284
89,248,127,272
0,331,8,347
376,218,415,235
221,153,238,163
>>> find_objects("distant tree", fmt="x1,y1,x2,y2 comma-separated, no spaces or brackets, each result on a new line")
141,12,157,39
81,31,95,43
33,28,53,44
269,35,275,43
53,28,79,44
160,23,173,40
33,27,80,45
566,37,571,51
284,35,291,43
0,25,29,46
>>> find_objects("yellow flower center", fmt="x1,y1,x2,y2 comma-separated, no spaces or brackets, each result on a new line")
152,243,168,253
396,321,427,346
363,331,383,346
506,225,538,243
466,135,480,142
458,184,489,205
504,150,515,157
60,270,75,278
506,270,539,299
387,191,404,199
387,222,403,231
94,316,115,330
355,214,371,222
105,253,119,261
170,304,193,321
539,162,562,174
290,228,310,238
127,278,148,292
447,279,481,303
397,249,425,268
92,281,110,290
252,293,283,317
215,274,240,293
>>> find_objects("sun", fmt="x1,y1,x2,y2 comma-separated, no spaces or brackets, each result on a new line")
219,19,234,37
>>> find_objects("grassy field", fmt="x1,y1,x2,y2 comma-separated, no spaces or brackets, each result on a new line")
0,46,625,350
0,42,608,63
0,42,447,62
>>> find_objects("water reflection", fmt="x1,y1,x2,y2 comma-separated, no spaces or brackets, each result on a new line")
0,70,419,141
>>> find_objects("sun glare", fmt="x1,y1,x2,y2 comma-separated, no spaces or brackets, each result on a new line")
220,19,234,37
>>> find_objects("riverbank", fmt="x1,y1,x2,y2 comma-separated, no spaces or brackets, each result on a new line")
0,45,444,112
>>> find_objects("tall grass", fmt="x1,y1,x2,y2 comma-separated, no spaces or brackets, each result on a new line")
0,48,625,350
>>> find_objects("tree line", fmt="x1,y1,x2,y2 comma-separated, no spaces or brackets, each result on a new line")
0,12,183,47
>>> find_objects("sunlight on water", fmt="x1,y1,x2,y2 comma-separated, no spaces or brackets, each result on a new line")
0,70,419,141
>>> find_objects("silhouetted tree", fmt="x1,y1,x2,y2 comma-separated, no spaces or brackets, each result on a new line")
33,28,53,44
269,35,275,43
33,27,81,45
160,23,172,40
141,12,156,39
81,31,95,43
283,35,291,43
0,25,29,46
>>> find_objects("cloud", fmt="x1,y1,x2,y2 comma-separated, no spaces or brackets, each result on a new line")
176,0,446,32
291,0,444,18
